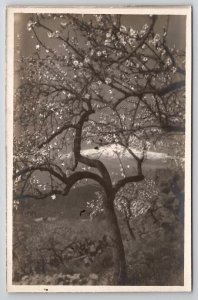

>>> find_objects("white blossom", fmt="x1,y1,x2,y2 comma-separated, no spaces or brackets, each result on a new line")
86,41,91,47
129,28,137,38
73,60,79,67
120,37,126,45
120,25,127,32
95,15,102,22
27,20,37,31
84,56,90,64
60,21,67,28
51,194,56,200
104,40,110,46
105,77,112,85
90,49,94,56
143,24,149,30
55,30,60,38
106,32,111,38
84,93,90,99
47,31,55,38
165,57,172,66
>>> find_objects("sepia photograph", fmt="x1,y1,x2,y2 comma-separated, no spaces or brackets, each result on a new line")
6,6,191,292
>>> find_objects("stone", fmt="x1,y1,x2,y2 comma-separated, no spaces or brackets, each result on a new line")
24,224,30,228
34,217,44,222
45,275,52,284
83,257,90,266
72,273,81,280
89,273,98,281
89,244,96,254
64,279,70,285
22,275,29,281
87,279,96,285
47,217,57,222
80,278,87,285
65,274,73,280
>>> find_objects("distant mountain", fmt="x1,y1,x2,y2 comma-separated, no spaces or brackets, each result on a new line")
81,144,169,161
55,144,174,180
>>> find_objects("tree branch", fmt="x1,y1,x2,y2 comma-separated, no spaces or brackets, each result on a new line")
13,165,66,183
118,16,157,65
113,80,185,108
64,171,109,195
73,103,113,188
113,174,145,194
38,123,76,149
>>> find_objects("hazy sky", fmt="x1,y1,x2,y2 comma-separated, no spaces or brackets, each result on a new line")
14,13,186,57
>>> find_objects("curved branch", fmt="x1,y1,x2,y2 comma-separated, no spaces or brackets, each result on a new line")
16,170,109,199
64,171,109,195
13,165,66,183
14,166,110,200
73,105,113,188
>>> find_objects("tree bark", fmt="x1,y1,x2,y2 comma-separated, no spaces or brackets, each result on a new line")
126,218,136,240
103,192,128,285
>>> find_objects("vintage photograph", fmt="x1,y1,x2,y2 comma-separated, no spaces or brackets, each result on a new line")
6,6,191,292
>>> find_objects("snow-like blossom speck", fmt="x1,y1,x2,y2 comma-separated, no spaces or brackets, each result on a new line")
105,78,112,85
73,60,79,67
51,194,56,200
60,21,67,28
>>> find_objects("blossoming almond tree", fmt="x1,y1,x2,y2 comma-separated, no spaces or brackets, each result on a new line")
14,14,185,284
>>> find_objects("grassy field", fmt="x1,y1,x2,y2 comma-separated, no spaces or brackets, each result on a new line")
13,158,184,286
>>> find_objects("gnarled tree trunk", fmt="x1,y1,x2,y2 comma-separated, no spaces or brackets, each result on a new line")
103,192,128,285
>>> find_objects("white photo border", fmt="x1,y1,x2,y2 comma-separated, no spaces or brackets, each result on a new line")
6,5,192,293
